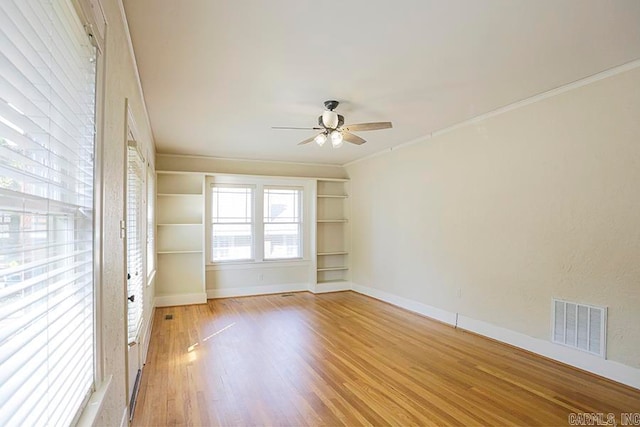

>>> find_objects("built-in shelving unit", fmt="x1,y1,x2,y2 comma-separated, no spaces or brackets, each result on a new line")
155,172,206,306
315,179,350,288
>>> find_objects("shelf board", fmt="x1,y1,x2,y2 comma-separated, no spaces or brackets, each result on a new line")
157,223,203,226
316,279,350,284
157,193,202,197
317,266,348,272
317,252,348,256
317,219,348,223
157,250,203,254
316,178,349,182
317,194,348,199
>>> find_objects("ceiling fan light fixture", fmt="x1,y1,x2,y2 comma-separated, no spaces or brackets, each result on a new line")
314,132,327,146
330,130,343,148
275,100,391,147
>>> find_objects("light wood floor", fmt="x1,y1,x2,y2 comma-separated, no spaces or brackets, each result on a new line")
133,291,639,426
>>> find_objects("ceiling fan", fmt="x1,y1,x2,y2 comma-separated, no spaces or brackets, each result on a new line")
273,100,392,148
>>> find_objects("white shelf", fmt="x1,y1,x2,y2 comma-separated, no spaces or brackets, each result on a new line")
317,266,348,272
316,179,349,286
156,172,206,300
317,279,350,285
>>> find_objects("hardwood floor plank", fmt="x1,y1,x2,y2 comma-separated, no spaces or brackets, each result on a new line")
132,291,640,426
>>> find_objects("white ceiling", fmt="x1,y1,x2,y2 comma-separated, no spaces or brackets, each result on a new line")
123,0,640,166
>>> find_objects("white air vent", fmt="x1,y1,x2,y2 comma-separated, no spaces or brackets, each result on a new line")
552,298,606,358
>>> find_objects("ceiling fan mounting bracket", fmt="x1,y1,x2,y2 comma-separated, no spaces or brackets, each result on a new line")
324,100,339,111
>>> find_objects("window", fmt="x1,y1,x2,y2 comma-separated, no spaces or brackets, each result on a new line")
0,0,97,424
127,142,144,343
208,177,308,263
264,187,302,259
211,185,254,261
146,166,155,277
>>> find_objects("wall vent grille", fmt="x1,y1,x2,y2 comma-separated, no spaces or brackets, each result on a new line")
552,298,606,358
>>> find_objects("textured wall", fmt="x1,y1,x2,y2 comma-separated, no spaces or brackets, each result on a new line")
346,66,640,368
94,0,156,425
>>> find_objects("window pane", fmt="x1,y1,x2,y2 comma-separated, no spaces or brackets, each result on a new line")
127,147,144,343
211,186,254,261
264,188,300,222
264,223,301,259
264,188,302,260
212,224,253,261
212,187,252,223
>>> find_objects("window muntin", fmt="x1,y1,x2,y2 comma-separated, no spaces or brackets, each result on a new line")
0,0,97,424
264,187,302,259
211,185,254,261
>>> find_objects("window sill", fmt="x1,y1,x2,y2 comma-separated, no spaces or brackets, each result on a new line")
207,258,309,271
76,375,112,427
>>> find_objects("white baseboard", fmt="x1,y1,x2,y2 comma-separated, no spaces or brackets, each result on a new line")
310,281,352,294
351,282,640,390
140,307,154,365
352,283,457,325
207,283,308,299
457,315,640,390
154,292,207,307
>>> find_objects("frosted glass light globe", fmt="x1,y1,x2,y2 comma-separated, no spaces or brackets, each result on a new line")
330,130,343,148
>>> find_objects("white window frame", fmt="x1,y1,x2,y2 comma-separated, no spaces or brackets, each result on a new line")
205,175,312,266
210,184,255,262
146,165,155,280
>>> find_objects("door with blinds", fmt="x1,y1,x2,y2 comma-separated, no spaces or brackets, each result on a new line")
126,136,145,415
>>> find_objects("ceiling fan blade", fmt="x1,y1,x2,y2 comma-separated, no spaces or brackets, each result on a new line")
343,122,392,132
343,131,366,145
297,135,318,145
272,126,323,130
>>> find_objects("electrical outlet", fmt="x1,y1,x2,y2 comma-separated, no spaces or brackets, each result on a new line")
457,288,462,298
259,273,264,281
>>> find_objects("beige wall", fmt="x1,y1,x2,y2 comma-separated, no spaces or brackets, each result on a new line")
346,66,640,369
206,264,311,294
94,0,155,424
156,153,347,179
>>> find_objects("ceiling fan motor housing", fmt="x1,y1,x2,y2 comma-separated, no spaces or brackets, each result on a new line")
319,112,345,129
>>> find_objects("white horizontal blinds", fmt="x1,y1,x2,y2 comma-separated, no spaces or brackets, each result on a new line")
127,144,144,343
146,166,155,276
0,0,96,425
211,185,253,261
264,187,302,259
